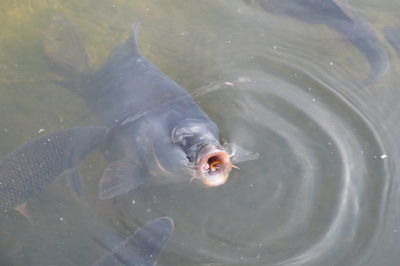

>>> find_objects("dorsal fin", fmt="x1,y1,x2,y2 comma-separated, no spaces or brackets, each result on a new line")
129,22,141,56
98,22,143,69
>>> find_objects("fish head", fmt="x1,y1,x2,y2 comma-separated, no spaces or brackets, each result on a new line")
172,119,234,186
194,142,233,187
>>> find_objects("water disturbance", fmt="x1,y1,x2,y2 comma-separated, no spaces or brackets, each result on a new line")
0,0,399,265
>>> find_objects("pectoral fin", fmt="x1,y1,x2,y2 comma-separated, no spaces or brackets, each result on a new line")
65,167,83,198
223,143,260,164
99,160,149,200
15,202,31,221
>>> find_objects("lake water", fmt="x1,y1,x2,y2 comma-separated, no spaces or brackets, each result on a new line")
1,0,400,265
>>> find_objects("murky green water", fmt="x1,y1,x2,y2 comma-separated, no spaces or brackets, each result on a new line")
1,0,400,265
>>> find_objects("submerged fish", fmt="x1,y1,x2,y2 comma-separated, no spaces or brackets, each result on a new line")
259,0,389,85
93,217,174,266
45,16,258,200
0,127,107,213
384,26,400,55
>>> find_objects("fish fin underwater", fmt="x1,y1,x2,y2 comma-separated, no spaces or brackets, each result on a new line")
384,26,400,55
223,143,260,164
0,127,107,215
93,217,174,266
98,160,150,200
15,202,31,220
129,22,141,56
44,15,141,87
65,167,84,198
329,12,389,86
44,14,92,96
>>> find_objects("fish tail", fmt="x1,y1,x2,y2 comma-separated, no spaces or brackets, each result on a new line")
43,14,91,96
331,19,389,86
362,45,389,86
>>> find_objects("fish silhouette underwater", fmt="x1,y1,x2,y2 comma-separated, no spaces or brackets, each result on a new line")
258,0,389,85
44,15,259,200
0,14,258,217
0,127,107,216
93,217,174,266
384,26,400,56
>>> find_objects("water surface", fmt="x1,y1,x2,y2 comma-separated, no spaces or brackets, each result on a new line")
1,0,400,265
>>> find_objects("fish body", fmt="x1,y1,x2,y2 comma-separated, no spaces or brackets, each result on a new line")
45,18,258,200
92,28,238,198
0,127,107,211
93,217,174,266
384,26,400,55
259,0,389,85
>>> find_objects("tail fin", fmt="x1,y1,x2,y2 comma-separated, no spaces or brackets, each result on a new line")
332,19,389,86
44,14,91,95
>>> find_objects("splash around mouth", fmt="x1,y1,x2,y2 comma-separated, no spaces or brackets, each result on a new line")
195,146,232,187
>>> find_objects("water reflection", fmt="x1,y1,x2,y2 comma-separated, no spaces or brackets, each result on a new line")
0,0,399,265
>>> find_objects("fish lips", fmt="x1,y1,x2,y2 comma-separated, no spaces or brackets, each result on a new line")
195,145,232,187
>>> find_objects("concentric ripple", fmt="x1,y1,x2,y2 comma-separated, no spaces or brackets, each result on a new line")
80,2,389,264
0,1,397,265
107,67,389,265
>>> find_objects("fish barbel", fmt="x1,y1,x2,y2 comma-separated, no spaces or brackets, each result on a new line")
44,16,259,200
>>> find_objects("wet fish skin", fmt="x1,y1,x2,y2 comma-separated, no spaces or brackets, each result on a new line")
259,0,389,85
91,33,220,164
93,29,237,196
93,217,174,266
0,127,107,211
45,17,237,199
80,24,220,142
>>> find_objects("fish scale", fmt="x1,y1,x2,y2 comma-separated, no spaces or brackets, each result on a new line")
0,127,107,211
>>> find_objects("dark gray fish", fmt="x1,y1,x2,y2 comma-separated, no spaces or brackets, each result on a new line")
0,127,107,212
384,26,400,55
45,16,258,200
259,0,389,85
93,217,174,266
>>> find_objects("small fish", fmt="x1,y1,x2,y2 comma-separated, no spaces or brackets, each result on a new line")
0,127,107,214
93,217,174,266
258,0,389,85
44,16,259,200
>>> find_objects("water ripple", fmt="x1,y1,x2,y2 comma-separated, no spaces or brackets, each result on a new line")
113,66,389,265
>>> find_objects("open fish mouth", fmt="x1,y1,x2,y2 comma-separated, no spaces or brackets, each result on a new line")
195,146,232,187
